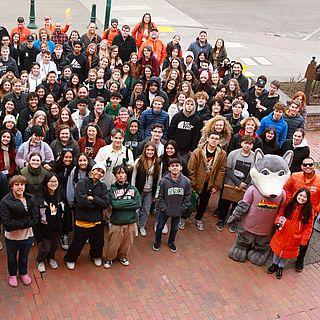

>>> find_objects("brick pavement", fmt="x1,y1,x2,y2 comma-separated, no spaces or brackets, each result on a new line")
1,212,320,319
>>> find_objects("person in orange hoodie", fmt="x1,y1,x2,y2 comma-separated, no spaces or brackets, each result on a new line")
284,156,320,272
267,188,313,279
10,17,31,43
138,28,166,65
102,18,120,46
131,13,157,48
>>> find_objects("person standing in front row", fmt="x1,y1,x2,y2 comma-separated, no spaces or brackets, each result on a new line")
153,158,191,253
187,131,227,231
64,163,110,270
0,175,38,287
104,165,141,269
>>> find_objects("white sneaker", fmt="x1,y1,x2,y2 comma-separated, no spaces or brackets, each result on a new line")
139,227,147,237
66,261,75,270
162,223,168,234
119,258,130,266
93,258,102,267
49,259,58,269
37,261,46,273
103,260,112,269
0,240,3,250
179,218,186,230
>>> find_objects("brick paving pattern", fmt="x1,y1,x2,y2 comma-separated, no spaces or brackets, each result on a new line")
1,134,319,320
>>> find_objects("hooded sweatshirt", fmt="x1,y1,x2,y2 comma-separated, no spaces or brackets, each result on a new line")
168,103,201,153
124,118,140,158
155,172,192,217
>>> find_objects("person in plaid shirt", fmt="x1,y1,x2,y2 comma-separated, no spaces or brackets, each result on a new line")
51,22,69,45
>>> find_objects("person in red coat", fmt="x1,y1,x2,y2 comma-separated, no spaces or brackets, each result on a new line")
267,188,313,279
77,123,106,160
0,129,16,177
114,108,129,132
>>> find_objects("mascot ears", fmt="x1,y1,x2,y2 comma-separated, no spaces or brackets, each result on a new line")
254,148,294,167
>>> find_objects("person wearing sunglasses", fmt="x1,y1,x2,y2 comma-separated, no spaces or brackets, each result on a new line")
284,157,320,273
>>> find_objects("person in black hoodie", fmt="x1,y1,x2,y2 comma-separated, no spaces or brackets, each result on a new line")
168,97,200,158
19,35,39,72
259,127,279,155
153,158,191,253
35,172,64,273
0,175,38,287
64,163,110,270
145,76,169,111
51,44,70,78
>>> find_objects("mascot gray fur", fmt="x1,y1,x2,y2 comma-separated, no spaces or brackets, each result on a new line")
227,149,293,265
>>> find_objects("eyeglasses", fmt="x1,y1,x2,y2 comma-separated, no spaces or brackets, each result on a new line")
302,163,314,167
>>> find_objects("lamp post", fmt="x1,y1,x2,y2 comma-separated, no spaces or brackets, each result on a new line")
27,0,37,29
91,4,97,23
104,0,112,30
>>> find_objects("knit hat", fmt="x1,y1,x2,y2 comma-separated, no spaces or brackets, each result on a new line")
91,162,106,173
3,114,16,125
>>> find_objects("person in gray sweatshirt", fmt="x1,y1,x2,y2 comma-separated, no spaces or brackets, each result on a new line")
153,158,191,253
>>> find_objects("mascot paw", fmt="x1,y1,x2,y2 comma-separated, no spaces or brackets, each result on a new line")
247,249,269,266
228,245,247,262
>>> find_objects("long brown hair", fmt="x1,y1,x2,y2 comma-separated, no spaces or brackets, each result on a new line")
137,141,161,176
55,107,76,132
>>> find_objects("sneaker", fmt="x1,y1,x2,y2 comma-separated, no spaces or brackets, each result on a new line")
139,227,147,237
295,261,304,273
154,222,157,232
179,218,186,230
168,243,177,253
103,260,112,269
49,259,58,269
153,242,161,251
60,235,69,251
276,267,283,279
20,274,32,286
66,261,75,270
162,223,168,234
196,219,204,231
85,239,89,244
93,258,102,267
37,261,46,273
216,220,225,231
8,276,18,287
0,240,3,250
228,223,237,233
119,258,130,266
267,263,278,274
135,228,139,237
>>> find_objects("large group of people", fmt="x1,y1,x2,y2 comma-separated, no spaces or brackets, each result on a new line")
0,13,317,287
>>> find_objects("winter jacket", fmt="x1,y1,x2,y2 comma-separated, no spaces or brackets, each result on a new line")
225,113,243,134
0,147,16,176
15,139,54,169
244,86,268,119
139,37,167,64
0,57,19,77
109,182,141,225
0,172,9,200
19,45,39,72
187,38,212,65
156,172,191,217
260,94,280,118
195,105,211,129
17,107,39,134
78,136,106,159
74,177,109,222
50,137,80,160
188,142,227,193
137,54,160,77
270,206,313,259
228,129,263,154
2,92,27,114
131,22,157,48
0,191,38,232
281,138,310,173
139,108,169,140
284,172,320,215
223,72,249,93
168,110,201,153
21,165,48,196
283,113,305,140
256,112,288,147
112,34,137,63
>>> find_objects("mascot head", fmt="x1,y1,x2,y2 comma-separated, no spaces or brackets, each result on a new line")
250,149,293,198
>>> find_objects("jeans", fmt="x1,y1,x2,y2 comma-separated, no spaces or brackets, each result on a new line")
138,191,153,228
273,254,288,268
36,231,60,262
195,182,211,221
5,237,34,276
155,211,180,244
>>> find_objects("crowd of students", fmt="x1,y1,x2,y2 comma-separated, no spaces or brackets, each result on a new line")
0,13,317,287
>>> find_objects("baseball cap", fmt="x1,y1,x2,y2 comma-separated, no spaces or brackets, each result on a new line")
3,115,16,125
27,35,34,42
31,125,44,137
17,17,24,23
91,162,106,173
256,78,266,88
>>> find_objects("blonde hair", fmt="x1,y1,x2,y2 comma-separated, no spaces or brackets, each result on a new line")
201,115,232,143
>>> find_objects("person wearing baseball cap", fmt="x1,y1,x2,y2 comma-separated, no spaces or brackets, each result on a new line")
64,162,110,270
10,17,31,43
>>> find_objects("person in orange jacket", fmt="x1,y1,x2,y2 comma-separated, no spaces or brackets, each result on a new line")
138,28,166,65
102,18,120,46
131,13,157,48
10,17,31,43
267,188,313,279
283,156,320,272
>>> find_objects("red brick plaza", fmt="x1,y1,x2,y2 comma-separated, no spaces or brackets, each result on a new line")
1,131,320,320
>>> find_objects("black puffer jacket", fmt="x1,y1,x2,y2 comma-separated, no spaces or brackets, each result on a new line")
0,191,38,232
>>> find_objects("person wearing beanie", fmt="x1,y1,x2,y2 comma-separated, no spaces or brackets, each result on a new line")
102,18,120,46
145,76,169,110
64,163,110,270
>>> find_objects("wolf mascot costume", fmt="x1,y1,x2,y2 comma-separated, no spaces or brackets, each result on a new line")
227,149,293,265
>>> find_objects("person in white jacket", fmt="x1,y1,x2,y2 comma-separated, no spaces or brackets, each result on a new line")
39,51,58,80
94,128,134,188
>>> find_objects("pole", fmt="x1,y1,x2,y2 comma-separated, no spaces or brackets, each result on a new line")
104,0,112,30
90,4,97,23
27,0,37,29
